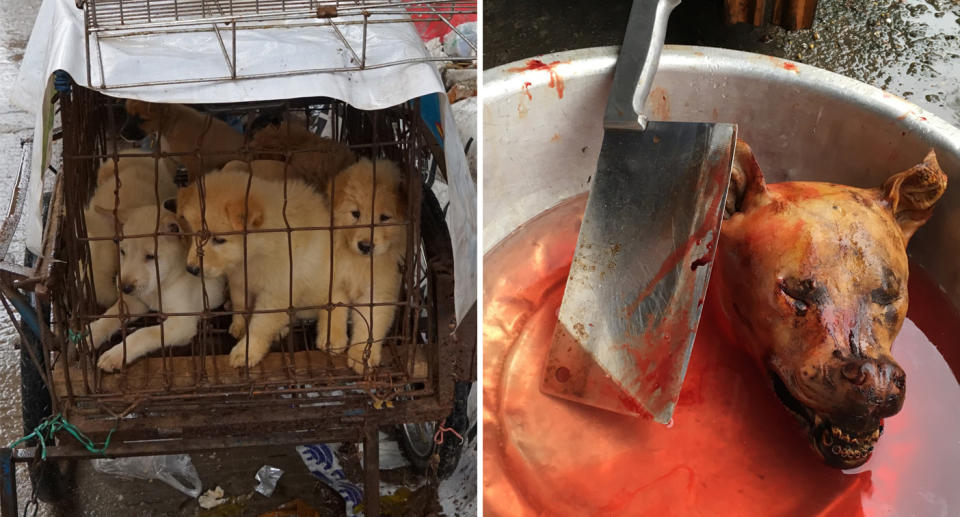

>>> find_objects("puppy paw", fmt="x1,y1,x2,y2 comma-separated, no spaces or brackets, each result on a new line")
229,315,247,339
346,343,380,375
325,330,349,355
229,340,269,368
97,345,126,372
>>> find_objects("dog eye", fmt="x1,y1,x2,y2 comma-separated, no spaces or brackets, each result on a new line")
871,287,900,306
778,278,824,317
212,237,227,245
119,249,126,256
145,253,155,261
379,214,391,222
351,210,361,219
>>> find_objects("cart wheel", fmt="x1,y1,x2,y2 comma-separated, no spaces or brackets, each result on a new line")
397,381,471,480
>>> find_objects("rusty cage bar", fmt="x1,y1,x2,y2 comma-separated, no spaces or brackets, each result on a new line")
0,78,470,514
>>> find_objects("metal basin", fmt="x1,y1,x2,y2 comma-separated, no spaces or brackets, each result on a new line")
484,45,960,305
483,46,960,517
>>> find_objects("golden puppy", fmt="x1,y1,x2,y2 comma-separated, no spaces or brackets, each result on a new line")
176,169,333,368
122,99,246,179
89,205,226,371
324,158,407,373
250,121,356,190
84,156,176,308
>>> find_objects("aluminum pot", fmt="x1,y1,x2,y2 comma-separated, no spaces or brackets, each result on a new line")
482,46,960,517
484,45,960,305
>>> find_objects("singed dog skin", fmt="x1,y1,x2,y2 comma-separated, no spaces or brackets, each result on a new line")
123,99,246,180
715,142,947,468
89,205,226,371
324,158,407,373
84,155,176,308
176,169,333,368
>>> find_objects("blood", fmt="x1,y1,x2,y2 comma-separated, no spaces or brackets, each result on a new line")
508,60,566,99
690,240,716,270
625,158,729,316
521,81,533,100
783,62,799,71
484,194,960,517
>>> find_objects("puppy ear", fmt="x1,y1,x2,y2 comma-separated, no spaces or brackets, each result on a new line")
93,204,129,223
882,149,948,242
225,196,264,231
725,139,770,218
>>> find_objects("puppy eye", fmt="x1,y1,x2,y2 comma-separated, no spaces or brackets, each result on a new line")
119,249,126,256
351,210,361,219
379,214,391,222
212,237,227,245
145,253,155,261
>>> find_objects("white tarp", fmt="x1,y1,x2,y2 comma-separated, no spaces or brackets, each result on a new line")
11,0,476,320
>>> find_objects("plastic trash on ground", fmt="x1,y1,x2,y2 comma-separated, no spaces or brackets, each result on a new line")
198,486,227,509
442,22,477,58
296,444,363,516
92,454,202,498
254,465,284,497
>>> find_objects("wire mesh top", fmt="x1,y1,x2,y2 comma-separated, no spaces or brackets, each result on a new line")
78,0,476,89
82,0,476,33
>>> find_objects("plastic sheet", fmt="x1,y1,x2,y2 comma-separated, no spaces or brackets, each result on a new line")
92,454,203,498
13,0,476,322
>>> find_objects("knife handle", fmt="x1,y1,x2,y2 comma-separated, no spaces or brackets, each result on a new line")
603,0,680,130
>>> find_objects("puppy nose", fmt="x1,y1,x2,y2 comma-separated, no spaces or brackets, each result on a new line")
186,265,200,276
357,241,372,254
121,283,135,294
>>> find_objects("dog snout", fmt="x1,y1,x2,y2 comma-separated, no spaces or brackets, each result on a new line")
119,114,147,142
839,357,906,418
357,240,372,255
120,282,135,294
186,265,201,276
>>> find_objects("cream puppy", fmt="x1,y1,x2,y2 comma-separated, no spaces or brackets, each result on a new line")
177,169,333,368
324,158,407,373
89,204,226,371
84,156,176,308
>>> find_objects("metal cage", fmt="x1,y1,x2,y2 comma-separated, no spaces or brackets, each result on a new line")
0,80,470,514
78,0,478,89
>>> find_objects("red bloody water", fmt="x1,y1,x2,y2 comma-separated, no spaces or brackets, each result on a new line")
484,194,960,517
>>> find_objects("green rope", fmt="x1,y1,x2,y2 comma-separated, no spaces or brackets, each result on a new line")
7,414,116,460
68,328,86,344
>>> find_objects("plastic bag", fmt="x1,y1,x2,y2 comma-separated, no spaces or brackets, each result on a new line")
92,454,203,498
254,465,284,497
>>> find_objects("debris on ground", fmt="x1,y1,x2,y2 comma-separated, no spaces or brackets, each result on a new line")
92,453,203,498
258,498,321,517
198,486,228,510
254,465,285,497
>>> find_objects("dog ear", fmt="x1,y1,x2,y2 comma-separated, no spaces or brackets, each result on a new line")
93,204,130,224
225,196,264,231
725,140,770,218
882,149,948,242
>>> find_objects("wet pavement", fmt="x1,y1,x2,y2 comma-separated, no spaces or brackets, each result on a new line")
485,0,960,126
0,0,50,514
